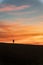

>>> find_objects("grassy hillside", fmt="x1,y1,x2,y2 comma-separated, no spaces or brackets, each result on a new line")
0,43,43,65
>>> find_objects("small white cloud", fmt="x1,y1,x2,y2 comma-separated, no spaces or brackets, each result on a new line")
38,0,43,4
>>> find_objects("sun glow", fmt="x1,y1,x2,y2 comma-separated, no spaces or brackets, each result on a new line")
0,21,43,45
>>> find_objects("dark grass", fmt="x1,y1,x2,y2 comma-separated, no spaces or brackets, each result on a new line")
0,43,43,65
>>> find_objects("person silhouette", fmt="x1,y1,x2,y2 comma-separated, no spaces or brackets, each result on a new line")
13,40,14,44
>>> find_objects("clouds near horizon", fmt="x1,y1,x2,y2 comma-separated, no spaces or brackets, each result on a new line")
0,20,43,44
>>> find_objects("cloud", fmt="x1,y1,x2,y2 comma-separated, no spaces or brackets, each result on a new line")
37,15,43,19
0,4,30,12
0,0,3,3
38,0,43,3
0,20,43,44
7,10,37,16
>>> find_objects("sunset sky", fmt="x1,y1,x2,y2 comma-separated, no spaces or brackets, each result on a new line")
0,0,43,45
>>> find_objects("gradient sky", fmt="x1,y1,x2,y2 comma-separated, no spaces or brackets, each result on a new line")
0,0,43,45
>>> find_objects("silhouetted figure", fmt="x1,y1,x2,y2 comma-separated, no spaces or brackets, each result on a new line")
13,40,14,44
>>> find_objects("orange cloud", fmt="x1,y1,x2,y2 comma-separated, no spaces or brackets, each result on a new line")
0,20,43,45
0,4,30,12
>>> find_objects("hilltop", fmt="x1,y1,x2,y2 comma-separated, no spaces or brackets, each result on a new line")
0,43,43,64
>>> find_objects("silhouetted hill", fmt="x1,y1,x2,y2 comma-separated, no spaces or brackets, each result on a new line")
0,43,43,65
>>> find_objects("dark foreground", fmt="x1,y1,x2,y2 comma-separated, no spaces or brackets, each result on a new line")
0,43,43,65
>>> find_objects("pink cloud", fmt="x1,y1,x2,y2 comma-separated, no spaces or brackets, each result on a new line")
0,4,30,12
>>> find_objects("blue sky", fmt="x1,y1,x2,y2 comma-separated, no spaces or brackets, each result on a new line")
0,0,43,24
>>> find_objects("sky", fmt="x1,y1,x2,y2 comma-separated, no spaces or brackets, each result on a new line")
0,0,43,45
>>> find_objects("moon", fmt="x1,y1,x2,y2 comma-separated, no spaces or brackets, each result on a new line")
0,0,4,3
38,0,43,3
